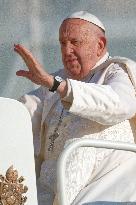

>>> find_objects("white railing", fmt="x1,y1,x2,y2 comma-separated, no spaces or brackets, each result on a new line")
57,139,136,205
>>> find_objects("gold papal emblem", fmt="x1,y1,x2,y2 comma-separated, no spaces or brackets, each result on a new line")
0,166,28,205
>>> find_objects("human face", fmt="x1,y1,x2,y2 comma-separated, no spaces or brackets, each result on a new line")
59,19,101,80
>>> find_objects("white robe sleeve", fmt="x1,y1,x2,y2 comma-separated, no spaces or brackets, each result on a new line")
65,63,136,125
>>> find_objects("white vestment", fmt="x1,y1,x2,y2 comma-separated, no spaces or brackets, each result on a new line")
19,54,136,205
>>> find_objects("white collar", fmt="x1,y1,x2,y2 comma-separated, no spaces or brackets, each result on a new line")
93,52,109,70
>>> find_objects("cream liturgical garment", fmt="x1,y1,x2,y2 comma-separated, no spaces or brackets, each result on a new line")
20,54,136,205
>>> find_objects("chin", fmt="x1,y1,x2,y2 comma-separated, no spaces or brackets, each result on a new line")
69,73,82,80
66,68,81,79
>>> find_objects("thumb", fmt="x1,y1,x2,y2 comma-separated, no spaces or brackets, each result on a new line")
16,70,30,78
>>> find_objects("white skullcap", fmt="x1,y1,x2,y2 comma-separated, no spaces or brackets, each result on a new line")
65,11,105,32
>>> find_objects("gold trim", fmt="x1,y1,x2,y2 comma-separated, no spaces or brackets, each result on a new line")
0,166,28,205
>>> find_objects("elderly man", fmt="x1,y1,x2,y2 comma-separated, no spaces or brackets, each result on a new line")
14,11,136,205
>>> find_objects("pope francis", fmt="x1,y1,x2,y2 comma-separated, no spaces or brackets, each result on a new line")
14,11,136,205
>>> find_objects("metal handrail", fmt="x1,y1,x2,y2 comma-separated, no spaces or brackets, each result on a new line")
57,139,136,205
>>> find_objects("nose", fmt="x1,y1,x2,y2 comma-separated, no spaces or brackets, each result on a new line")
62,42,73,56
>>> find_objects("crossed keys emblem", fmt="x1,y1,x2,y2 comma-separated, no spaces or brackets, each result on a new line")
0,166,28,205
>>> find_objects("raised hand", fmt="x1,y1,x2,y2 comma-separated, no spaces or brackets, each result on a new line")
14,44,53,87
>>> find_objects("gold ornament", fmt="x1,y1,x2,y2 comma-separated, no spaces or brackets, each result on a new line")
0,166,28,205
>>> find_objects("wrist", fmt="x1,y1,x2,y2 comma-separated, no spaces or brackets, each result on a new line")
48,75,54,88
42,74,54,88
49,76,63,92
48,75,68,98
57,80,68,98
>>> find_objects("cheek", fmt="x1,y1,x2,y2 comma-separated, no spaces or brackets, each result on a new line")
82,47,96,64
61,54,65,64
61,54,67,67
76,50,88,66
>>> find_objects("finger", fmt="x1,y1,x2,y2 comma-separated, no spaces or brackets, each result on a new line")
15,45,41,74
14,44,33,58
14,44,38,66
16,70,41,84
14,44,30,64
16,70,30,78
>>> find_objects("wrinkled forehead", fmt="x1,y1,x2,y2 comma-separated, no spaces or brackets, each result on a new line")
59,18,94,38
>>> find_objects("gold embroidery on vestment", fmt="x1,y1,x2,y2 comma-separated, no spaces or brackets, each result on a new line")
0,165,28,205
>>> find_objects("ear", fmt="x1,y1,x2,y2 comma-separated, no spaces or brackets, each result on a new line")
97,36,106,57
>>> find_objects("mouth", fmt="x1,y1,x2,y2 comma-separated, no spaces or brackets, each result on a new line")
66,58,78,64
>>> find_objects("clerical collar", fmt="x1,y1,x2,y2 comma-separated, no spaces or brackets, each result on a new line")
93,52,109,69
